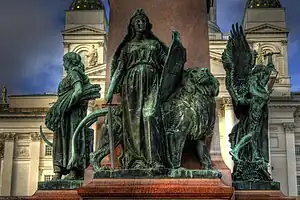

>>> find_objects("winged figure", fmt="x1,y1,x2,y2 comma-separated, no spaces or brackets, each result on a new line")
222,23,278,181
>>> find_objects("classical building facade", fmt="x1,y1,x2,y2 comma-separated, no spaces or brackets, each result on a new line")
0,0,299,197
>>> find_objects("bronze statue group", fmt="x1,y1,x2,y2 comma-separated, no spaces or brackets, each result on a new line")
40,9,278,183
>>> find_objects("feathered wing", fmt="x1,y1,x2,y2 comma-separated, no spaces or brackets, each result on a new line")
222,23,253,104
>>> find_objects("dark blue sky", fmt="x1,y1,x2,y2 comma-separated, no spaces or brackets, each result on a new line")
0,0,299,95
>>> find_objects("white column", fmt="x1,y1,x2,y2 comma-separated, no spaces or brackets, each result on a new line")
29,133,41,195
0,133,15,196
218,105,226,164
282,40,289,77
98,42,104,64
283,123,297,196
87,100,98,151
223,98,235,171
210,110,221,157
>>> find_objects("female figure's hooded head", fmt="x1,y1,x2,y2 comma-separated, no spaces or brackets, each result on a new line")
110,8,168,86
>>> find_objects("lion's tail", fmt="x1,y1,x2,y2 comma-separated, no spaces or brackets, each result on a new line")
39,125,53,147
67,107,108,170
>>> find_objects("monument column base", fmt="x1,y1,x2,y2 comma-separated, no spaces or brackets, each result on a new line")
77,178,234,199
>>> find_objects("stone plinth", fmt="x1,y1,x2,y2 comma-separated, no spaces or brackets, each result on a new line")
25,180,83,200
106,0,211,90
24,190,80,200
93,168,222,179
234,190,296,200
233,181,280,190
232,181,296,200
78,178,234,199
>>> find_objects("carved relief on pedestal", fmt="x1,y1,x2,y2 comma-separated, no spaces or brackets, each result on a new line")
14,146,30,158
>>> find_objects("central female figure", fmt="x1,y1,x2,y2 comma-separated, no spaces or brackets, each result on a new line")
106,9,169,169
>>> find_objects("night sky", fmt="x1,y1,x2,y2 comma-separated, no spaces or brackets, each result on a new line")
0,0,299,95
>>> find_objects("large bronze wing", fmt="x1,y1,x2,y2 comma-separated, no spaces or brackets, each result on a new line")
222,23,254,103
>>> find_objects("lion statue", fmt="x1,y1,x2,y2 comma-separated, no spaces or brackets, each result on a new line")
162,67,219,169
68,67,219,171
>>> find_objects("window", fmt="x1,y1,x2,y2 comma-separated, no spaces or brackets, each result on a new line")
295,145,300,156
44,175,53,181
45,145,52,156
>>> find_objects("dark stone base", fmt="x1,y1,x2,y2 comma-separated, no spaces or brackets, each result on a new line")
234,190,296,200
233,181,280,190
94,168,222,179
38,180,83,190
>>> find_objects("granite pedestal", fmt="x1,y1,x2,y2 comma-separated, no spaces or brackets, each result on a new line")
77,169,233,199
78,178,234,199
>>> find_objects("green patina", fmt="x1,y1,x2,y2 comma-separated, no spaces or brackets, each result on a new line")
222,23,278,183
40,52,101,180
71,9,220,175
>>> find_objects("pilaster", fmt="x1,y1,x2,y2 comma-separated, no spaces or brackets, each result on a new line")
29,133,41,195
222,97,235,171
98,41,104,64
281,40,290,81
211,111,221,156
283,123,297,196
0,133,15,196
87,100,98,152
